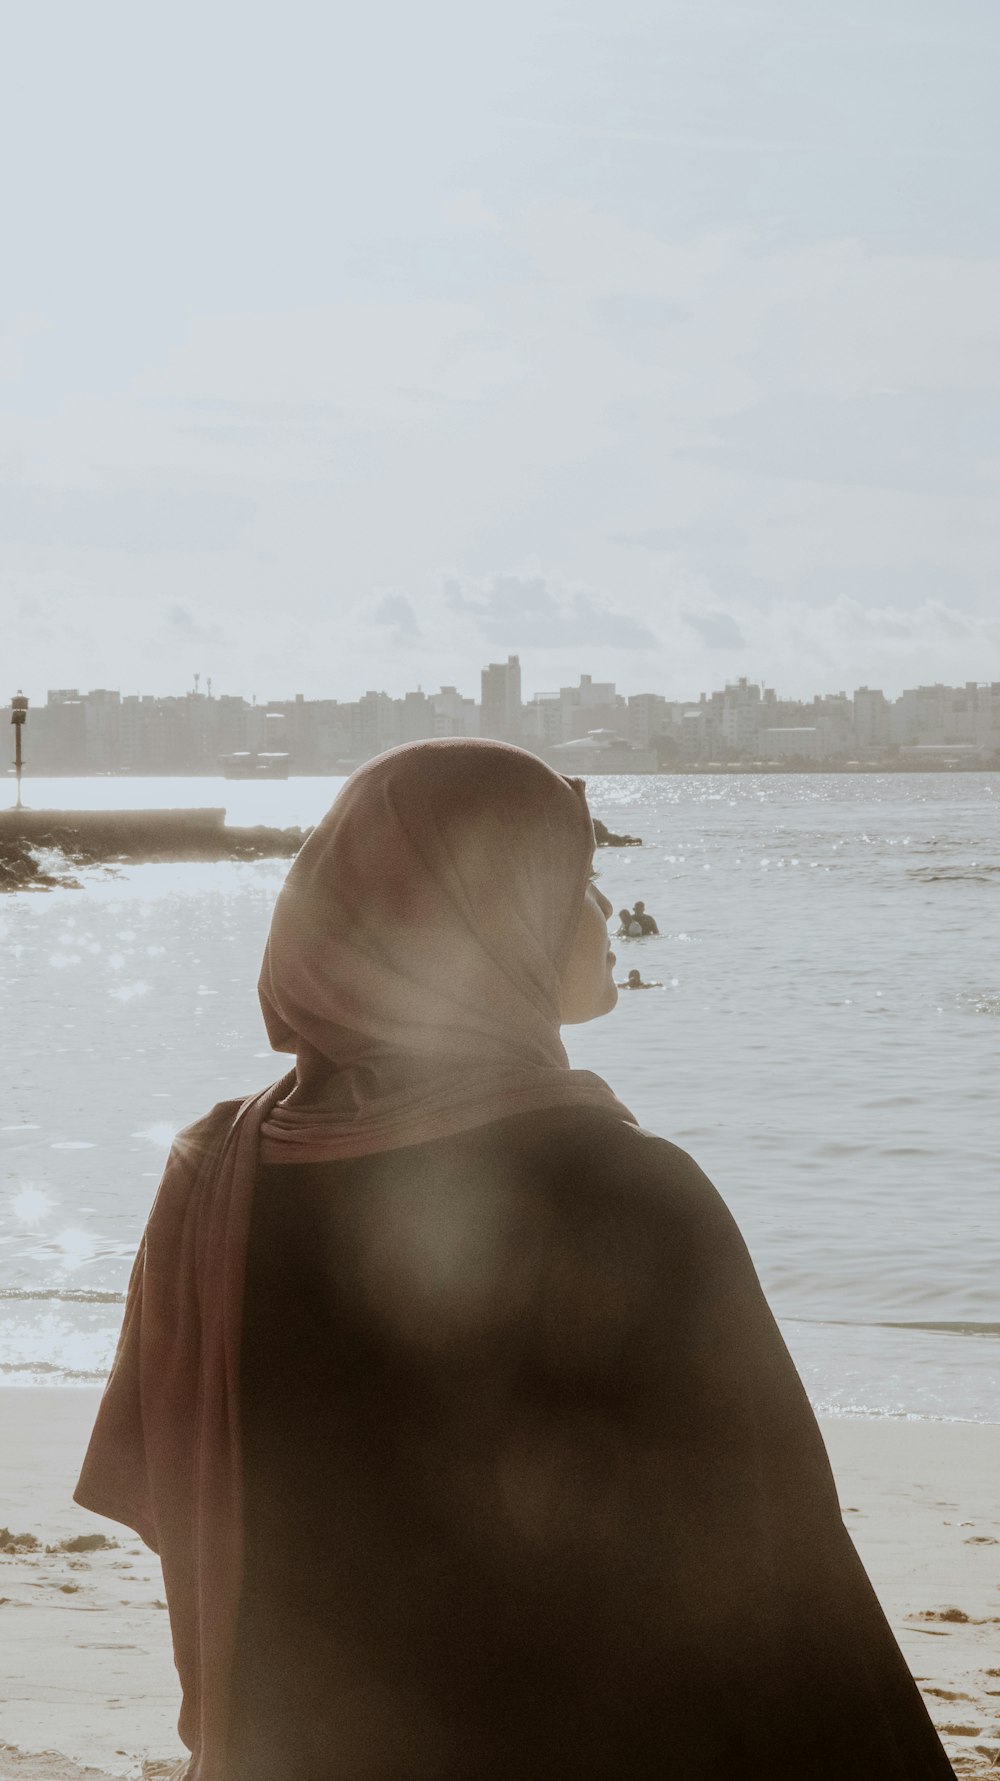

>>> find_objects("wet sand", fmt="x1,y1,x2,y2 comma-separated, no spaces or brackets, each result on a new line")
1,1391,997,1778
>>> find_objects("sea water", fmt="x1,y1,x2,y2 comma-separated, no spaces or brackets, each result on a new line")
1,773,997,1422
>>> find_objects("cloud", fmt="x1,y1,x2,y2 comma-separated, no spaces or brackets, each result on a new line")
681,608,746,649
931,606,972,639
4,188,1000,701
165,604,230,647
373,592,420,638
444,573,658,649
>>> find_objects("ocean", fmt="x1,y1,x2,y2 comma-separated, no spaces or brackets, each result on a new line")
1,772,997,1423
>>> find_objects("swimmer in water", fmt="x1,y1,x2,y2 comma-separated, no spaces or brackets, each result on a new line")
632,900,660,936
616,908,644,937
618,967,660,989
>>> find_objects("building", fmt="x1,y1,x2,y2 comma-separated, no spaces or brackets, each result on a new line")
8,672,999,777
721,678,763,755
627,693,669,746
396,690,437,745
545,731,657,774
81,689,121,771
897,743,990,765
429,687,479,738
559,674,622,741
37,690,87,772
853,687,890,752
480,655,522,742
679,692,725,760
977,683,1000,754
758,726,825,761
353,692,399,760
521,693,563,749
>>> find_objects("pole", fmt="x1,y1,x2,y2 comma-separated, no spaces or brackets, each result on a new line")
10,692,28,810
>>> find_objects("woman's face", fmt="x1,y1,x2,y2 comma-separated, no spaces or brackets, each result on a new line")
559,873,617,1024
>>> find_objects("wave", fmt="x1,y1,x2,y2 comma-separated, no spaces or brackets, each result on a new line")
0,1359,107,1381
958,992,1000,1016
0,1287,125,1304
871,1319,1000,1338
788,1315,1000,1340
908,865,1000,882
813,1403,994,1425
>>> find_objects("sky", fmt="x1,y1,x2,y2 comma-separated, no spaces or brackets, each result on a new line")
3,0,1000,704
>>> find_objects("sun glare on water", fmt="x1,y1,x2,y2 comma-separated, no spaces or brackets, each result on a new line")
10,1185,52,1228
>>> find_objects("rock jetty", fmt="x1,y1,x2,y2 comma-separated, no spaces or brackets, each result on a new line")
1,805,641,892
593,817,642,847
0,808,309,892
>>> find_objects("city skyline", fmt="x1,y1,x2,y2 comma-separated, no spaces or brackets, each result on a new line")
6,660,1000,710
8,663,999,776
7,591,1000,713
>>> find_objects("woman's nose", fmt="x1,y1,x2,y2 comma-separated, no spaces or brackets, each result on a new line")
596,887,613,919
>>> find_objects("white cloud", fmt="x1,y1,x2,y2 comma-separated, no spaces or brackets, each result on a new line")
373,592,421,640
682,609,746,650
444,572,659,649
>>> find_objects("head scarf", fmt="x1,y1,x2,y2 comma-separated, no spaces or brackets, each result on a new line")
259,735,631,1156
75,738,634,1778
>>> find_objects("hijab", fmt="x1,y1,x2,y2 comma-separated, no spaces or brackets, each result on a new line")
75,738,634,1778
259,735,631,1155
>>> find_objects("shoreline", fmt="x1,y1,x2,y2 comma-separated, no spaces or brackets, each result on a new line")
5,764,1000,783
1,1392,997,1778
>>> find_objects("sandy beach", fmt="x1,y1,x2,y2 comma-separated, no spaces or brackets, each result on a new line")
0,1390,997,1779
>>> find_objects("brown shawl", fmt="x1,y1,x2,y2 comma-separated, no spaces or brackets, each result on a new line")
76,739,634,1777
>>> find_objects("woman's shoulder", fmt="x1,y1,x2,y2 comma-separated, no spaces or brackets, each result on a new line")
506,1104,719,1207
475,1109,762,1392
483,1106,746,1295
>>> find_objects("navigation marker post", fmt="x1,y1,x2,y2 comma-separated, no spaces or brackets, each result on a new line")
10,692,28,810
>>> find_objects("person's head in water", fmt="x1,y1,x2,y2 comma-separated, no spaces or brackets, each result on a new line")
627,969,642,989
618,908,632,927
633,901,646,916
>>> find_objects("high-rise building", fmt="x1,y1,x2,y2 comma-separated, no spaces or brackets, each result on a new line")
40,690,87,772
720,678,762,754
853,687,890,751
429,687,479,737
353,691,399,759
559,674,621,741
521,693,563,748
480,655,522,741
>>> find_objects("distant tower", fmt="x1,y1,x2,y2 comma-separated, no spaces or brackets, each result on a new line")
206,677,212,699
480,655,522,742
194,672,200,696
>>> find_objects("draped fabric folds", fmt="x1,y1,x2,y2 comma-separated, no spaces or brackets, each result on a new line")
75,740,634,1777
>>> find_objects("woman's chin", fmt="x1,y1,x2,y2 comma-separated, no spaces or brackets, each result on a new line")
562,982,618,1026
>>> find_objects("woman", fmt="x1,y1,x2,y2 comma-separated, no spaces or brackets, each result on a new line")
77,738,955,1780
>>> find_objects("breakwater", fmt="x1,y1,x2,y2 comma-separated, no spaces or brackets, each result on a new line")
0,808,308,891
